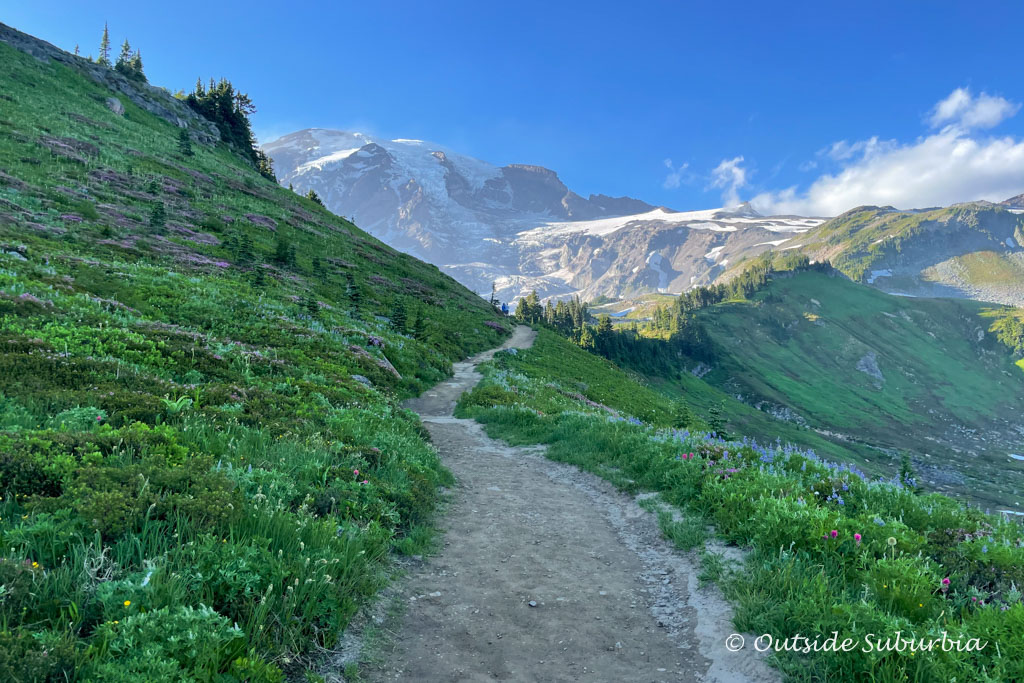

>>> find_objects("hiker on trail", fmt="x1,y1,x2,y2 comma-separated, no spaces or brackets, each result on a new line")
500,302,509,316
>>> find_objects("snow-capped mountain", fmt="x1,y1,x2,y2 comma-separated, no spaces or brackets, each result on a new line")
263,129,827,300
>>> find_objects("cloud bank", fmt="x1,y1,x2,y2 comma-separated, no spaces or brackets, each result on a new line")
742,88,1024,216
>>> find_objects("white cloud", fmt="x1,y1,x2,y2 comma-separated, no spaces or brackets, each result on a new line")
710,156,747,207
662,158,689,189
749,88,1024,216
929,87,1019,130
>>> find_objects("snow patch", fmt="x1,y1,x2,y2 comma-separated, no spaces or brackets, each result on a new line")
867,269,893,284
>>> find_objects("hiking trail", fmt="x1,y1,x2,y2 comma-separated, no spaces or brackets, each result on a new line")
362,325,776,682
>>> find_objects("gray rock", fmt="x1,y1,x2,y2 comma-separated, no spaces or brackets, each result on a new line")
105,97,124,116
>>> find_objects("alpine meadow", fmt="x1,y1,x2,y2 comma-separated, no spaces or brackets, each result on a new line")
2,6,1024,683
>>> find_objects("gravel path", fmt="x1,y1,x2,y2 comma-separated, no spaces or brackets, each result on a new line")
364,326,777,682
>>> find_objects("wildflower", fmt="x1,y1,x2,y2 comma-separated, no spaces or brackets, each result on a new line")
886,537,897,547
353,469,359,476
96,415,102,422
362,480,369,484
941,577,950,588
854,533,862,545
31,561,39,569
123,600,131,607
830,530,838,539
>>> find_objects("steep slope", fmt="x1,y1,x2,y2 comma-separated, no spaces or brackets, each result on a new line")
0,24,508,680
785,202,1024,305
690,271,1024,509
264,130,826,301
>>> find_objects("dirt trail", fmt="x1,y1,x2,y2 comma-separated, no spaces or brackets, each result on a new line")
365,326,776,682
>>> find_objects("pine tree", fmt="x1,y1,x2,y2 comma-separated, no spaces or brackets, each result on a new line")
305,189,324,206
597,314,613,336
74,44,80,56
177,129,194,156
97,23,111,66
489,282,500,310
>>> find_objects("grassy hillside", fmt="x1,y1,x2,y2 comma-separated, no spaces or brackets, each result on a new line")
784,203,1024,304
689,271,1024,509
457,329,1024,682
0,29,508,680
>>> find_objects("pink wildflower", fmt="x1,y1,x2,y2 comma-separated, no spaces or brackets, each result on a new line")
830,530,839,539
854,533,862,544
942,577,950,586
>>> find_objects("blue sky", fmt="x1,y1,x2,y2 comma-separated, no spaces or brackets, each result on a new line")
8,1,1024,214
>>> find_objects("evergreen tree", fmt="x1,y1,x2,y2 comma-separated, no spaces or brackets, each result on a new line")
74,44,80,56
97,23,111,66
305,189,324,206
177,128,193,156
579,325,595,349
672,400,694,429
256,150,276,181
149,201,166,228
707,401,728,440
236,234,255,264
391,299,408,333
303,293,320,319
115,39,133,72
128,50,145,81
413,310,427,340
251,265,266,287
596,314,613,336
346,273,362,312
273,235,296,267
489,282,500,310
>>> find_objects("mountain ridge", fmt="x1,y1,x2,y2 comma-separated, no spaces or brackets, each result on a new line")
264,128,827,301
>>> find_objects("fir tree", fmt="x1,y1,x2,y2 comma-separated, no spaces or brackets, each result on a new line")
97,23,111,66
74,44,80,56
251,265,266,286
177,128,193,156
128,50,145,81
256,150,276,182
579,325,595,349
303,293,319,319
391,300,408,333
412,309,428,340
115,39,132,72
149,201,166,228
346,273,363,313
237,234,255,264
305,189,324,206
273,235,296,267
707,401,728,440
672,400,694,429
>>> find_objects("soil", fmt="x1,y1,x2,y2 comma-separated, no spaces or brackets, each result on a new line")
362,326,778,682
